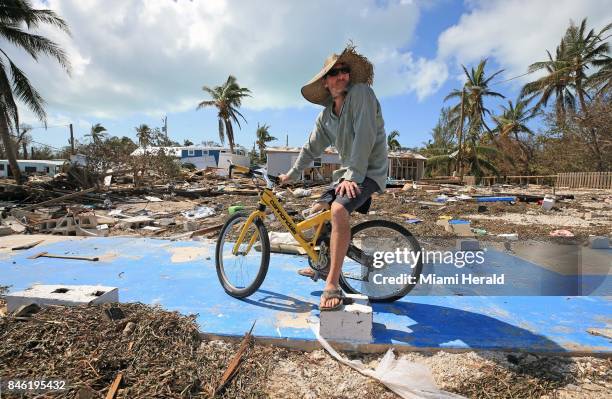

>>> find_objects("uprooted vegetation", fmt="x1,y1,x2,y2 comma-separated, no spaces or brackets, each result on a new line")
0,303,609,399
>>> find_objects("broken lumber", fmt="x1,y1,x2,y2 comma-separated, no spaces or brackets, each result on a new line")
105,372,123,399
214,321,256,396
21,187,97,211
28,252,99,262
191,223,224,237
11,239,44,251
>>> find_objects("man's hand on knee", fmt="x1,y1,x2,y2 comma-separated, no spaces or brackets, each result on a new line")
335,179,361,199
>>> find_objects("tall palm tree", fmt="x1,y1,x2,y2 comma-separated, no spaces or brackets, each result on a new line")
492,96,539,174
0,0,71,183
387,130,401,151
135,124,153,148
197,75,251,153
522,19,611,120
255,123,276,163
85,123,107,144
445,59,504,176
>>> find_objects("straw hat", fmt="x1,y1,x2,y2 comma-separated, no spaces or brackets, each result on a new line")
301,44,374,106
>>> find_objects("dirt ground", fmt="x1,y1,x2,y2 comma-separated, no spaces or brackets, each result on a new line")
96,183,611,243
0,303,609,399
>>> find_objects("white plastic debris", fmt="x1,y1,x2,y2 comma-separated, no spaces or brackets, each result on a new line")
292,188,312,198
108,209,123,216
144,196,163,202
309,320,465,399
268,231,299,246
181,206,215,220
497,233,518,241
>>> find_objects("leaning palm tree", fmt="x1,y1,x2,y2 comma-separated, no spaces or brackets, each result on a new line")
0,0,71,183
522,19,611,121
255,123,276,163
197,75,251,153
85,123,107,144
387,130,401,151
426,143,502,178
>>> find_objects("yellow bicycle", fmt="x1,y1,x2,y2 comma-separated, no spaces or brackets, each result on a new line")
215,165,423,302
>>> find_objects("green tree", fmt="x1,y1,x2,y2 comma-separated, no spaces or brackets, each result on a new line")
387,130,401,151
0,0,71,182
492,96,539,174
522,19,611,121
85,123,107,144
135,124,153,148
445,59,504,177
197,75,251,153
255,123,276,163
183,139,194,146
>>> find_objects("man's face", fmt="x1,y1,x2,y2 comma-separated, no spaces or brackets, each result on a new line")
323,62,350,99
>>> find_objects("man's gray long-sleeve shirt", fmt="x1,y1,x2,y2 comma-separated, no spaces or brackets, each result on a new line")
287,83,388,193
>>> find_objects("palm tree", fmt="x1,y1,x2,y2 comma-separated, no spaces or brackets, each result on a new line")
426,143,502,178
445,59,504,177
387,130,401,151
255,123,276,163
492,97,539,174
85,123,107,144
135,124,153,148
197,75,251,153
522,19,611,120
0,0,71,183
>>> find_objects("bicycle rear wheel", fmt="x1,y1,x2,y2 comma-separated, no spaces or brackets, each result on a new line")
340,220,422,302
215,212,270,298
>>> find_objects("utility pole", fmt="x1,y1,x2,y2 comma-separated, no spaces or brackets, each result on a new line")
69,123,75,155
286,134,288,147
162,116,168,137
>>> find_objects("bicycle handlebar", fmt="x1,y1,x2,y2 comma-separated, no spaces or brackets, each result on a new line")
228,164,280,187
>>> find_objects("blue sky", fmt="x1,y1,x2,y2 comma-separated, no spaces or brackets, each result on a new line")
13,0,612,152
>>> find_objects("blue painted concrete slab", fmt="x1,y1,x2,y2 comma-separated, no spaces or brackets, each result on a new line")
0,236,610,354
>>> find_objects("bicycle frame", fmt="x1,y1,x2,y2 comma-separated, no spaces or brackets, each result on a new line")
232,187,328,263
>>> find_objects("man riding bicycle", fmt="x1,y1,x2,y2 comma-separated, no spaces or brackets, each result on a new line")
279,45,389,311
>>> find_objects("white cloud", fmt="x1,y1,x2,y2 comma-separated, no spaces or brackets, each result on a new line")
437,0,612,84
5,0,447,121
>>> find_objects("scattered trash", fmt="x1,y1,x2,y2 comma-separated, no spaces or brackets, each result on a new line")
477,205,488,213
542,197,556,211
472,228,487,236
182,206,215,220
144,196,163,202
498,233,519,241
550,229,574,237
228,205,244,215
292,188,312,198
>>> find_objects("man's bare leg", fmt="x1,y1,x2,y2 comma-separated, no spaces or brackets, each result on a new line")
321,202,350,309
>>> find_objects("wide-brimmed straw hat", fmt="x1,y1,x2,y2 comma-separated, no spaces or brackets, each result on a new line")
301,44,374,106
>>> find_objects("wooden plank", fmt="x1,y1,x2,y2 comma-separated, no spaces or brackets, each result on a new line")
21,187,97,211
105,372,123,399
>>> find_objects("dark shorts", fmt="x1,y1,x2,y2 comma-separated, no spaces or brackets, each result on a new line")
316,177,380,214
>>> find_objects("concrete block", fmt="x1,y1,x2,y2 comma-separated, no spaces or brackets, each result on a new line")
589,236,610,249
456,238,480,251
76,214,98,229
5,284,119,313
0,225,13,236
319,293,372,343
122,216,153,229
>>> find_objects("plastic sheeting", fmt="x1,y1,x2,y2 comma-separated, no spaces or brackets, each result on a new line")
309,320,465,399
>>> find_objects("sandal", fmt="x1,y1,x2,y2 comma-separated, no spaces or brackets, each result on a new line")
320,288,345,311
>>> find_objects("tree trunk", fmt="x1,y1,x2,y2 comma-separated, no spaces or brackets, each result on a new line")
22,141,27,159
0,111,22,183
224,119,235,153
455,89,465,177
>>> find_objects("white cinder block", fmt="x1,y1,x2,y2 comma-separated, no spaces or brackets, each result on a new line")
456,238,480,251
589,236,610,249
5,284,119,312
319,293,372,343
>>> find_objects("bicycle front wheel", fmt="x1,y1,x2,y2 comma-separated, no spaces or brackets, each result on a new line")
340,220,423,302
215,212,270,298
